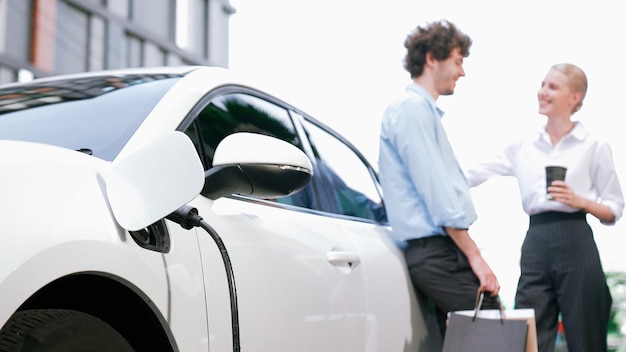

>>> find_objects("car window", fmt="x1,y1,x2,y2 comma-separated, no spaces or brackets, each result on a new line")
184,92,318,209
299,118,387,222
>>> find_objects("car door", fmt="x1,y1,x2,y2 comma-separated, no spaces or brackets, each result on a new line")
182,89,369,352
295,115,433,351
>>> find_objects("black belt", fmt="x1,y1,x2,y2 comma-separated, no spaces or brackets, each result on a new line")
406,234,449,247
529,211,587,226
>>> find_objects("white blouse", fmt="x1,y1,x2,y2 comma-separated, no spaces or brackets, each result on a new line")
465,122,625,224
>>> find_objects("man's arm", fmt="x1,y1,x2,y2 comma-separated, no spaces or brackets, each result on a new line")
444,226,500,296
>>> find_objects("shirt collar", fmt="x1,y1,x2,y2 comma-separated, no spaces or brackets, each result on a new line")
568,121,587,141
536,120,587,144
406,83,445,117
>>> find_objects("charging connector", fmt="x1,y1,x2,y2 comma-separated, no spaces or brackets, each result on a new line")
166,205,203,230
165,205,241,352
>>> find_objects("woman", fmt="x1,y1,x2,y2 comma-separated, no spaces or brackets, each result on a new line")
466,63,624,352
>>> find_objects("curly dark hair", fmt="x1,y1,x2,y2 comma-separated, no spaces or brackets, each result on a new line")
403,20,472,78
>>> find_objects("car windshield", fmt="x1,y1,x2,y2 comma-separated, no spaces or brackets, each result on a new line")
0,73,183,161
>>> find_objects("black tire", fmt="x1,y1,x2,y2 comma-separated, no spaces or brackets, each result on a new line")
0,309,135,352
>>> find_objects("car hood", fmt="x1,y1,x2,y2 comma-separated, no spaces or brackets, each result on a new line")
0,140,117,236
0,131,205,235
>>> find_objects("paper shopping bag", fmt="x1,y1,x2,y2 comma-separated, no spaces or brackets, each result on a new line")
442,313,527,352
450,308,537,352
442,291,536,352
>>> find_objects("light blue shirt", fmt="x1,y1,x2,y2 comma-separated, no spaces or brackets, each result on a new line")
378,83,477,243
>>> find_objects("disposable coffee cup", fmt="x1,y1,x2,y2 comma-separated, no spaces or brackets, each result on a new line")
546,166,567,200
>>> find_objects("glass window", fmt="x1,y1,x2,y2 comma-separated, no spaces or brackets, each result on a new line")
106,0,129,18
104,22,126,69
301,119,387,222
126,34,142,68
185,92,317,209
166,53,184,66
3,0,31,61
190,93,302,165
89,15,106,71
176,0,207,57
143,41,165,67
130,0,172,39
0,74,182,161
55,2,88,74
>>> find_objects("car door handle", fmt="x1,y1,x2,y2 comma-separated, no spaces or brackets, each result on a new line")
326,251,361,268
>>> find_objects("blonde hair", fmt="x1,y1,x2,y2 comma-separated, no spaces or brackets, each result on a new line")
551,63,587,114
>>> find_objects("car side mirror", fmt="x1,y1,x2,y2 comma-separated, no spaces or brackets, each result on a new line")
202,132,313,200
107,131,205,231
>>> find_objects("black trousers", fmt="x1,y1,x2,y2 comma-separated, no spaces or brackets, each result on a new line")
515,211,612,352
405,235,499,338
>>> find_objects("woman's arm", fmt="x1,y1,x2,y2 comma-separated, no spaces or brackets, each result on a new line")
548,180,615,223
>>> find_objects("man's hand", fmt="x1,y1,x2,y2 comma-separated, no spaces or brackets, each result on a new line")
466,253,500,296
444,227,500,296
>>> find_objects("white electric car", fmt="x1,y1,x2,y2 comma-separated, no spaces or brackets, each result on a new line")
0,66,436,351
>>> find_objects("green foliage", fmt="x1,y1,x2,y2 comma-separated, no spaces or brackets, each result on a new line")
606,271,626,351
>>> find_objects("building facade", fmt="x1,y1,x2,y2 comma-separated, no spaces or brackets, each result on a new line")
0,0,235,84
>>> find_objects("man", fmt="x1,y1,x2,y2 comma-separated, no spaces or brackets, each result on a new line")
377,19,500,339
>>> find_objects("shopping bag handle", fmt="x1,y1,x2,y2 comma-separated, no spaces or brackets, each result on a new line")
472,291,505,325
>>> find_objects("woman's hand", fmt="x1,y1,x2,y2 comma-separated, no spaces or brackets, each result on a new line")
548,180,583,208
549,180,616,223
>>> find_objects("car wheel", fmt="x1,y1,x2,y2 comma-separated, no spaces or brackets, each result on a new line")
0,309,134,352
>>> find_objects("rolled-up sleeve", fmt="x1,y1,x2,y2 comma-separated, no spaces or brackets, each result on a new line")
592,142,625,225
